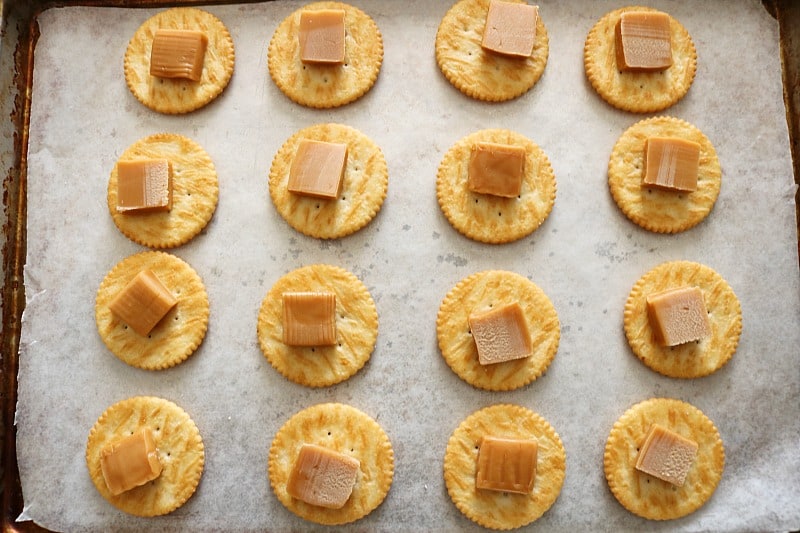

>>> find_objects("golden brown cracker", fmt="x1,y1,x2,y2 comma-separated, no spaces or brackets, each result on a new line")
624,260,741,378
268,403,394,525
435,0,549,102
584,6,696,113
604,398,725,520
608,116,721,233
269,123,388,239
95,251,209,370
437,270,560,391
108,133,219,248
444,404,566,529
437,129,556,243
268,2,383,108
86,396,205,516
258,264,378,387
124,8,235,114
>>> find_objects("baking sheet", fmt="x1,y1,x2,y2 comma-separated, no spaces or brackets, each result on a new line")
15,0,800,531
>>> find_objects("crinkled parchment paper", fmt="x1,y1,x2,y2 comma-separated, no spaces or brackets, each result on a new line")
16,1,800,531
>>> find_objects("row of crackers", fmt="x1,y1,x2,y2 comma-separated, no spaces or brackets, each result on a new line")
86,1,739,529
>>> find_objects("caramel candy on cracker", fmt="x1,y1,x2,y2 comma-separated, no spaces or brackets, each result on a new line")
299,9,346,64
635,424,698,487
481,1,539,58
287,443,360,509
476,435,538,494
468,142,526,198
116,159,172,213
108,269,177,337
100,427,162,496
643,136,701,193
150,29,208,81
282,292,337,346
646,286,710,346
469,302,532,365
615,11,672,71
288,139,347,200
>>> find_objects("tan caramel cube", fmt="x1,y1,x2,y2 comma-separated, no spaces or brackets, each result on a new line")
615,11,672,72
646,286,711,347
288,140,347,200
469,302,532,365
481,1,539,58
298,9,346,64
287,443,360,509
100,427,162,496
476,436,538,494
635,424,698,486
108,269,177,337
282,292,337,346
643,137,701,193
150,29,208,81
116,159,172,213
468,142,526,198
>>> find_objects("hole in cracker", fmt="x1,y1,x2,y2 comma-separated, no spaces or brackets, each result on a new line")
475,199,479,204
311,348,316,352
123,325,128,330
338,342,342,347
498,212,502,217
323,77,329,83
316,204,320,209
327,431,331,436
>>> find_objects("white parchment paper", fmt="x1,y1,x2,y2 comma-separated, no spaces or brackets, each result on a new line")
17,1,800,531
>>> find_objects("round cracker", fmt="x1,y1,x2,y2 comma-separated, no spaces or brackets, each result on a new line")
267,2,383,109
437,129,556,244
435,0,549,102
86,396,205,517
108,133,219,248
124,8,235,114
624,260,741,379
584,6,697,113
95,251,209,370
437,270,560,391
444,404,566,530
268,403,394,525
608,116,721,233
258,264,378,387
269,123,388,239
604,398,725,520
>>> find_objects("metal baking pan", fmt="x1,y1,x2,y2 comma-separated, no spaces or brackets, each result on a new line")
2,1,798,531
